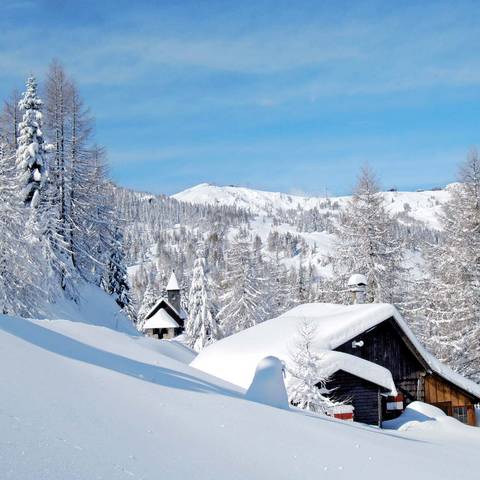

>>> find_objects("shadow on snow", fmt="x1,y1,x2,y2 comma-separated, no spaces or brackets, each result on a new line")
0,315,240,399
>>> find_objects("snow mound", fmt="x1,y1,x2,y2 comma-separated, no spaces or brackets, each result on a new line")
383,402,475,434
245,356,289,409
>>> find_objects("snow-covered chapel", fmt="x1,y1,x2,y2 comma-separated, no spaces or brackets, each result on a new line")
142,272,187,339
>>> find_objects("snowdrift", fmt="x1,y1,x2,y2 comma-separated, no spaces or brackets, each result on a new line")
36,281,136,334
2,312,480,479
383,402,480,439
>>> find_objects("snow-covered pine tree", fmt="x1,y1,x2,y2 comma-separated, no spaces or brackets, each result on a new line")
186,256,219,351
218,231,268,336
331,165,405,304
287,320,337,414
296,261,311,303
420,150,480,381
102,227,132,313
137,278,159,331
0,140,43,314
16,76,49,208
266,252,291,318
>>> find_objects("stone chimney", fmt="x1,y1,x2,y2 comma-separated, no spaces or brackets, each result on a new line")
347,274,368,304
166,271,181,313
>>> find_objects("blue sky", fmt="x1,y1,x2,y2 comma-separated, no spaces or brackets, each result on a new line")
1,0,480,196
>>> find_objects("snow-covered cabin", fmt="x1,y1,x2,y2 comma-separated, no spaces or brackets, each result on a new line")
191,303,480,426
142,272,187,339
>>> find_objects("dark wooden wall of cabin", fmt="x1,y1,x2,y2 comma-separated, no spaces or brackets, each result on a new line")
335,318,425,403
325,370,381,426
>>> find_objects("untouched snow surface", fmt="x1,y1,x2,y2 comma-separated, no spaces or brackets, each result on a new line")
36,282,136,334
1,314,480,479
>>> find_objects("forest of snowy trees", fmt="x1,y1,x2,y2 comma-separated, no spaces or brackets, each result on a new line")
116,161,480,383
0,63,131,317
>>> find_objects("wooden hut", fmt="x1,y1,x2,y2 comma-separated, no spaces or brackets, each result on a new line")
191,302,480,427
328,314,480,426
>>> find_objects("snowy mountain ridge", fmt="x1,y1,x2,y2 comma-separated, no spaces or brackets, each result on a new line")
173,182,452,229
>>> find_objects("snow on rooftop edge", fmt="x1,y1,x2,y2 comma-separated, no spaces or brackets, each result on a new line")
191,303,480,399
143,309,180,330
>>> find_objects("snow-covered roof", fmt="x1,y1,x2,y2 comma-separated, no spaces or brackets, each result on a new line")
191,303,480,399
317,351,397,394
145,298,186,321
166,272,180,291
347,273,367,287
143,309,180,330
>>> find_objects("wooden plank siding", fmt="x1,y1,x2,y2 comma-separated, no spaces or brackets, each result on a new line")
424,374,477,426
330,317,478,426
335,318,425,405
325,370,382,426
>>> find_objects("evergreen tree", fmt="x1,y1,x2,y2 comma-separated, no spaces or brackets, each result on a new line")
186,256,219,351
421,150,480,381
218,232,268,336
16,76,49,208
102,227,132,313
332,165,405,304
137,279,159,331
0,140,43,314
266,253,290,318
287,320,337,414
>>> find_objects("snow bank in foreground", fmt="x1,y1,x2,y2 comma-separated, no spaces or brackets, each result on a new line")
32,318,197,366
1,314,480,479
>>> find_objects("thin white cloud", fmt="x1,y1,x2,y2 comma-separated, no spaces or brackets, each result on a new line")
2,3,480,110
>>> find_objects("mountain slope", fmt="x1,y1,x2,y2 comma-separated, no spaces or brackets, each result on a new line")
173,183,451,229
1,314,480,479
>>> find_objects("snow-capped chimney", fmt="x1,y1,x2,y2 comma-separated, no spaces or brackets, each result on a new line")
347,274,367,304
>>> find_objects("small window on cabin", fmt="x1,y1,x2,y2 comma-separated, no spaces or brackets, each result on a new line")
452,406,468,424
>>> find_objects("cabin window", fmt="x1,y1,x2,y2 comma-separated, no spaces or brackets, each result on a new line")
452,406,468,424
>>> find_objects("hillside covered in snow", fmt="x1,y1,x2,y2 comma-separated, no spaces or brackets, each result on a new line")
173,182,451,229
1,311,480,479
